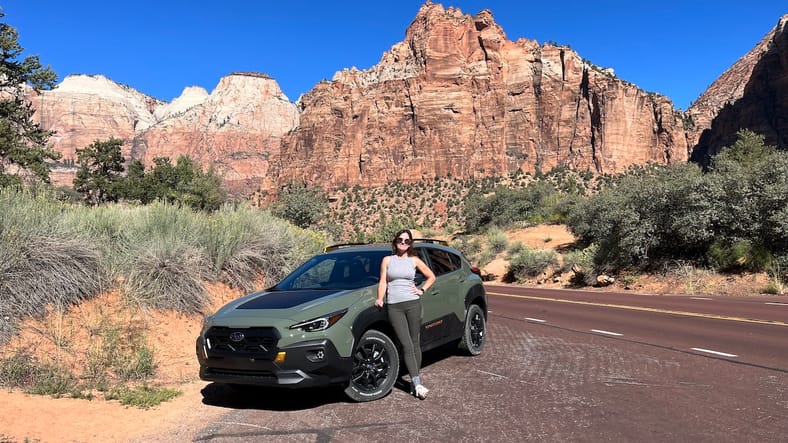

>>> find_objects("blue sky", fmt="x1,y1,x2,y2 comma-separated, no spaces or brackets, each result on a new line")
4,1,786,110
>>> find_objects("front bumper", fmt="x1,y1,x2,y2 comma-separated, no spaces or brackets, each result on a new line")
196,334,353,388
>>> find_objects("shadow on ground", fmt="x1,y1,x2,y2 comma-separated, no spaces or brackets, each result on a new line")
201,342,466,409
201,383,348,411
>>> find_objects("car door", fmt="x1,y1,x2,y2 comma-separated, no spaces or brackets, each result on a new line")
416,247,463,347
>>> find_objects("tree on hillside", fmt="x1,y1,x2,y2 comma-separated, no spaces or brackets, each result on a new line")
120,159,150,202
119,155,226,211
0,12,59,187
707,129,788,271
271,181,327,228
73,138,125,204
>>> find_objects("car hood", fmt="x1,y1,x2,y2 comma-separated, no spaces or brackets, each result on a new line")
211,288,365,324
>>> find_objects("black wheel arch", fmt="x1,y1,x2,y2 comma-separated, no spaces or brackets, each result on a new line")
464,283,487,318
350,306,399,347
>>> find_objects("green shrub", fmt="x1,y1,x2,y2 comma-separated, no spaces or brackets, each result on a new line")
0,232,104,342
507,241,526,256
561,245,599,286
124,241,210,313
709,240,773,273
508,248,559,281
0,351,38,386
105,384,181,408
486,227,509,254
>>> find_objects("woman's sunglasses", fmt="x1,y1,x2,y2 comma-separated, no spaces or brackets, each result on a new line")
396,238,412,245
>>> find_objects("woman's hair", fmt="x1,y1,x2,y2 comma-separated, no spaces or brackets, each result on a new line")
391,229,414,256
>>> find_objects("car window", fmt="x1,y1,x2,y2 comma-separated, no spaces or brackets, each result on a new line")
424,248,460,276
275,251,386,290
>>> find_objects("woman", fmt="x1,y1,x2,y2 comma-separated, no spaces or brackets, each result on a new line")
375,229,436,400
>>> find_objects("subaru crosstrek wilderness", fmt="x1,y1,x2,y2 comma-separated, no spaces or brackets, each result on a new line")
196,239,487,401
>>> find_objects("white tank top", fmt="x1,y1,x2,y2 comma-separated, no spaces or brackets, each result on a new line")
386,255,418,304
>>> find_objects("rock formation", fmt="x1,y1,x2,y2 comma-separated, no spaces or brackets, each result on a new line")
265,3,689,191
25,3,787,197
30,73,298,193
131,73,299,193
690,14,788,166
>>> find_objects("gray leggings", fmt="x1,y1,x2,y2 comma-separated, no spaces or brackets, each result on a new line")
388,299,422,380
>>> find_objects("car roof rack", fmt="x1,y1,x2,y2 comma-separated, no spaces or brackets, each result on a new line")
413,238,448,245
323,238,448,252
324,242,369,252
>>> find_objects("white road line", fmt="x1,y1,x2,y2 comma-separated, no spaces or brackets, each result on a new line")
690,297,713,300
525,317,546,323
591,329,623,337
691,347,738,358
765,302,788,306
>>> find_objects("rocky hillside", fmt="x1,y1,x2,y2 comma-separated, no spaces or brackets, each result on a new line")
265,3,689,193
689,15,788,166
25,2,788,196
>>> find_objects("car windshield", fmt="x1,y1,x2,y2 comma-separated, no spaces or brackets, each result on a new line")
273,250,387,290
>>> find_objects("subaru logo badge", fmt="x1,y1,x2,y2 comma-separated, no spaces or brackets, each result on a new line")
229,331,245,342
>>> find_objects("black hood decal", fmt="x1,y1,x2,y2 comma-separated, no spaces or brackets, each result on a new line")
237,289,342,310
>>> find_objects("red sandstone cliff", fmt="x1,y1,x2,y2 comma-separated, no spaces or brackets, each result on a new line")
26,3,787,197
690,14,788,165
132,73,298,193
265,3,689,192
30,73,298,193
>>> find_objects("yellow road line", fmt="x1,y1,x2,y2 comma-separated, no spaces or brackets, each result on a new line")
486,291,788,327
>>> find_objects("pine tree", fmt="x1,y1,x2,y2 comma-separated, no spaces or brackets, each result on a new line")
73,138,125,204
0,11,59,186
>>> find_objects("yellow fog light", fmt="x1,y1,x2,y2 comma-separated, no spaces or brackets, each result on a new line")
275,352,286,363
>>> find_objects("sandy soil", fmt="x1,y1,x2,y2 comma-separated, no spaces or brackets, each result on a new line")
0,225,775,442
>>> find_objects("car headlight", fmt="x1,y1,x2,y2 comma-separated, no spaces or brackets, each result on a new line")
289,309,348,332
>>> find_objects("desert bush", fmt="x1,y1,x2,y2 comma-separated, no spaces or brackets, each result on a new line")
663,261,716,295
477,249,497,267
486,227,509,254
566,162,715,270
124,240,211,312
85,315,157,383
708,239,773,273
463,181,562,233
561,244,599,286
105,384,181,408
0,233,103,342
508,247,559,281
203,204,323,291
451,236,482,258
29,364,79,397
0,351,38,386
507,241,526,256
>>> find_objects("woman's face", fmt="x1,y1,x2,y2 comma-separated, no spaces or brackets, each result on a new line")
395,233,412,252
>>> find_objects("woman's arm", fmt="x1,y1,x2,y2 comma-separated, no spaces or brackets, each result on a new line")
375,257,389,307
413,257,436,295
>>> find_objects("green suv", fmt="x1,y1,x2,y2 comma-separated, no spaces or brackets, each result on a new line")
196,239,487,401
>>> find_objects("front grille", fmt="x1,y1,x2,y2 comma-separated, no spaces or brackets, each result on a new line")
206,326,280,359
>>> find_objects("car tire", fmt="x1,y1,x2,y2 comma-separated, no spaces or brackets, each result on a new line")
344,329,400,402
458,304,486,356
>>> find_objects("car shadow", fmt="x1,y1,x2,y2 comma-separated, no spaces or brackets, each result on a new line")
202,343,467,406
200,383,349,411
392,341,461,394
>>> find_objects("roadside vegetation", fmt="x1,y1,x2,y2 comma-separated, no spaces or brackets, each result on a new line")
0,8,785,409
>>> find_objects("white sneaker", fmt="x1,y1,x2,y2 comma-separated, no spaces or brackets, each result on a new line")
414,384,429,400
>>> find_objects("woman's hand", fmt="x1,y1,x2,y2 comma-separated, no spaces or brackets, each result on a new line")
411,286,425,296
375,298,384,308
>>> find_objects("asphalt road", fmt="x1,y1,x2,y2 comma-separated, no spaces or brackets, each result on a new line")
184,285,788,442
